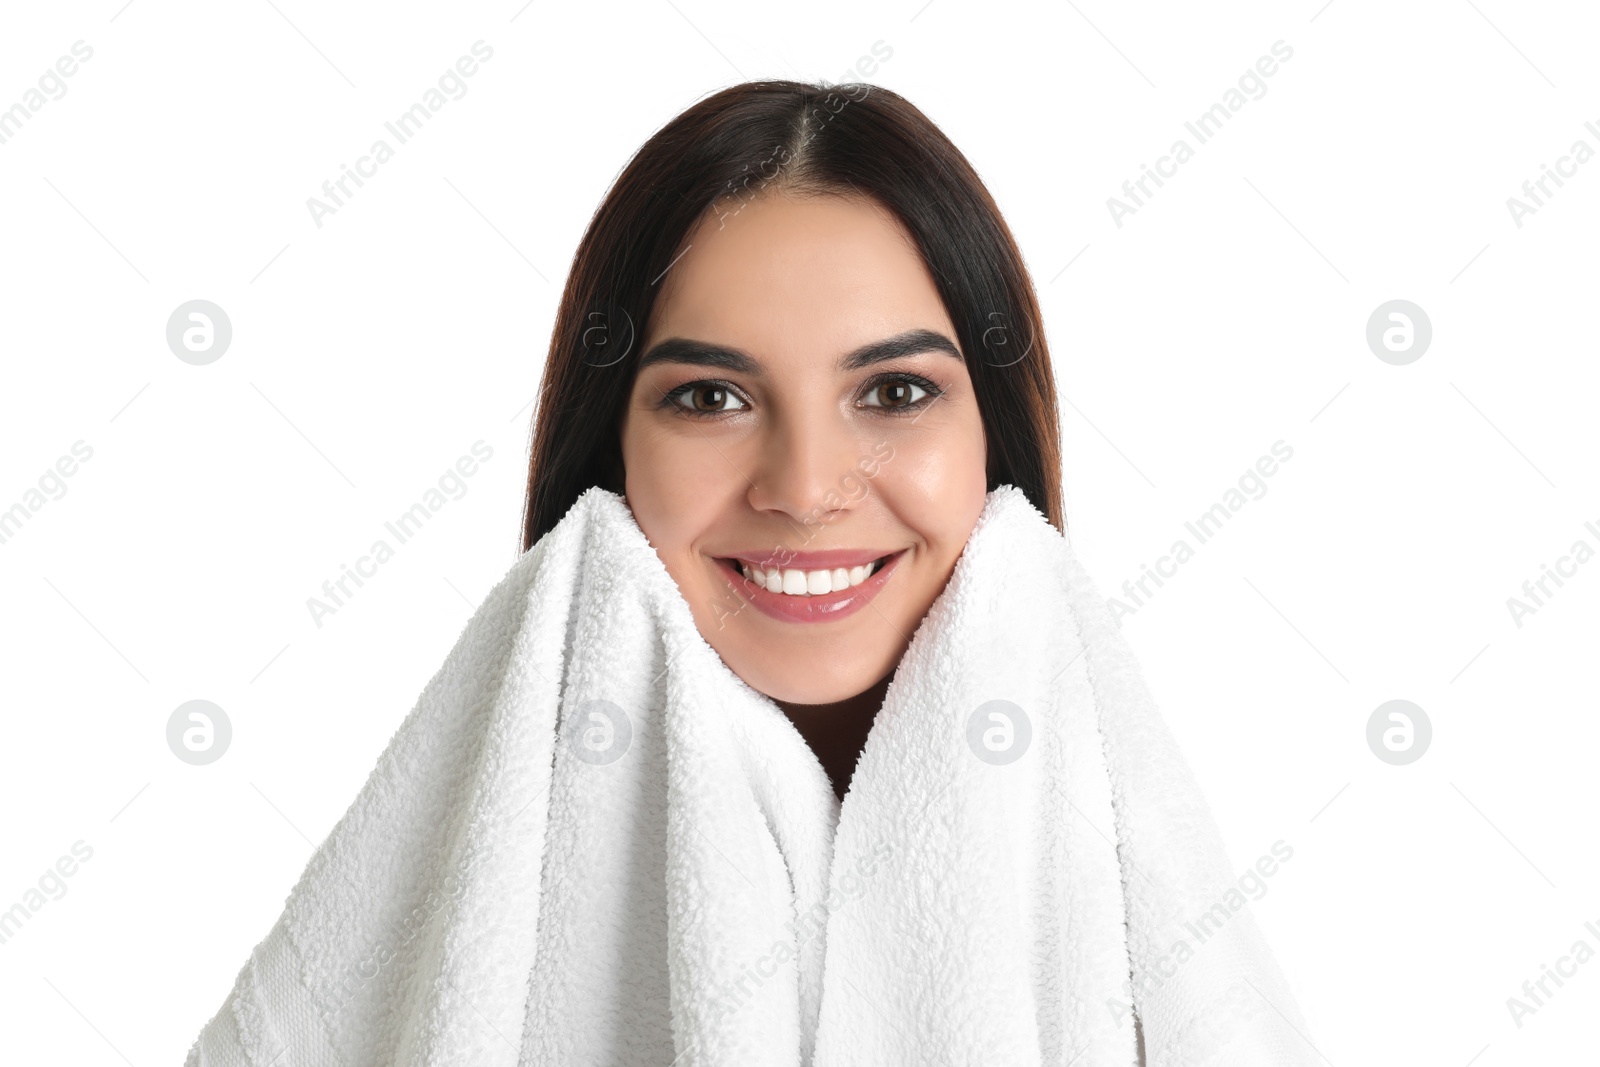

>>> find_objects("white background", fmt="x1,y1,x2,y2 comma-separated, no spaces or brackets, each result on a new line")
2,0,1596,1062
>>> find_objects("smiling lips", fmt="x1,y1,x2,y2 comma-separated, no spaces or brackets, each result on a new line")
713,548,907,623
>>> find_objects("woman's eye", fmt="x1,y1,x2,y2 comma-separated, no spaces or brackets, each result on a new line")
861,378,929,410
663,375,938,417
668,382,748,415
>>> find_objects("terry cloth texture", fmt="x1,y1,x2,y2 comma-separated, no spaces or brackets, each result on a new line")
185,484,1316,1066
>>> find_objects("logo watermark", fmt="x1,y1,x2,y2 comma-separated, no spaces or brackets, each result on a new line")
1504,518,1599,629
1505,118,1600,229
1365,299,1431,365
306,41,495,229
1105,839,1295,1023
0,840,95,949
708,838,894,1025
167,700,233,765
0,440,94,548
0,40,94,148
561,698,633,766
327,863,471,1016
1366,699,1430,765
1107,440,1294,624
167,300,233,365
1107,40,1294,228
306,441,494,628
966,699,1031,765
707,41,893,233
708,438,897,630
1504,917,1600,1029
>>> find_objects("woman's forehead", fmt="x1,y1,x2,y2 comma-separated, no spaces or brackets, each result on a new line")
645,192,952,361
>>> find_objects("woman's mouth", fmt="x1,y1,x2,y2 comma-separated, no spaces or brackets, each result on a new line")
711,549,907,623
734,555,888,594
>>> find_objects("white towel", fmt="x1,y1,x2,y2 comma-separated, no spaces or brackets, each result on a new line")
185,484,1318,1066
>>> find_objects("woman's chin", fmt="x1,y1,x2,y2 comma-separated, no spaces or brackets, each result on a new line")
723,659,883,708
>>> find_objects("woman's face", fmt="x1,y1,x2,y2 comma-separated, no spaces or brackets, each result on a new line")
619,191,988,705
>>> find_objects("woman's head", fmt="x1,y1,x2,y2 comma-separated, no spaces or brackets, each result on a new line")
522,80,1061,704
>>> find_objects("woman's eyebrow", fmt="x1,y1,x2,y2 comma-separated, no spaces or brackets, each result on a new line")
841,329,962,370
635,338,760,375
635,328,962,376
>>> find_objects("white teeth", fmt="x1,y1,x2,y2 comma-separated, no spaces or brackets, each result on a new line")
737,557,885,595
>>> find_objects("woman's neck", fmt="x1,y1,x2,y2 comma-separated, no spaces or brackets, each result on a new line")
773,672,894,803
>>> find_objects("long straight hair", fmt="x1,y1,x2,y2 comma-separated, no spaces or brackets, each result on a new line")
519,80,1062,552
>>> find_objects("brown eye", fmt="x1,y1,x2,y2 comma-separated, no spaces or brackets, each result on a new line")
876,382,913,407
667,381,748,415
862,377,929,410
691,385,727,411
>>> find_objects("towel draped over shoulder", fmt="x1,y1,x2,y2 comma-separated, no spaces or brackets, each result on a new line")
186,485,1317,1066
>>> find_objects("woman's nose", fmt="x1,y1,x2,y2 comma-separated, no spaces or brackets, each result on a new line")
743,413,868,526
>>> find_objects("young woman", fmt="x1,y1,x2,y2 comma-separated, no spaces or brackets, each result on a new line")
521,79,1059,806
188,79,1314,1067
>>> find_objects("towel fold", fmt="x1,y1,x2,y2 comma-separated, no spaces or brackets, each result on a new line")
186,484,1316,1066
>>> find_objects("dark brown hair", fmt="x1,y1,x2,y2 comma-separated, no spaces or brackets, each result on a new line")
519,79,1061,552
